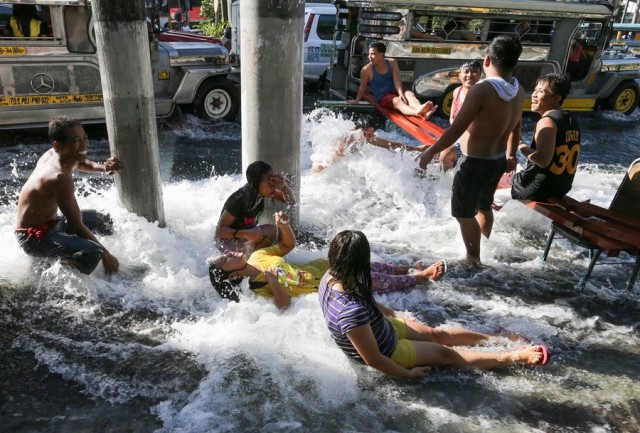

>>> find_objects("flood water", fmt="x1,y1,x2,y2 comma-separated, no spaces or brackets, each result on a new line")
1,98,639,433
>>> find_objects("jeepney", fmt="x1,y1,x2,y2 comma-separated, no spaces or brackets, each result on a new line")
326,0,640,116
0,0,239,129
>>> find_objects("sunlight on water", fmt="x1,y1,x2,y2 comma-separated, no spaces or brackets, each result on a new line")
1,110,639,432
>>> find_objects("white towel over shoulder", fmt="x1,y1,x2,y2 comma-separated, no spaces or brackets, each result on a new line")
481,76,520,102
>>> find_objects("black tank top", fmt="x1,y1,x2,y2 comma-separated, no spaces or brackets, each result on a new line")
512,110,580,201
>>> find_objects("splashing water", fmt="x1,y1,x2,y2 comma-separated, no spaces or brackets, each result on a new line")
1,108,640,432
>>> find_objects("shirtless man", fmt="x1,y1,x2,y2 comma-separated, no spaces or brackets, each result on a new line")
349,41,437,119
15,115,121,274
417,35,524,264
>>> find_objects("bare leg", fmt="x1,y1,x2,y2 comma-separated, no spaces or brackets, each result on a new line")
392,92,437,118
413,341,545,369
405,319,491,346
456,216,481,264
476,209,494,239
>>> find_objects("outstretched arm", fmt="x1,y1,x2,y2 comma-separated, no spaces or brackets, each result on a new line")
369,136,428,152
417,83,485,169
77,157,122,175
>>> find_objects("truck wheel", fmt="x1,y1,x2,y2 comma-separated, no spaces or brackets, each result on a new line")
608,83,639,116
437,85,460,119
194,80,239,121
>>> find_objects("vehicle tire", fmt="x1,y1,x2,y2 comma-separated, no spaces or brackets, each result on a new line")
608,82,639,116
437,85,460,119
194,79,239,121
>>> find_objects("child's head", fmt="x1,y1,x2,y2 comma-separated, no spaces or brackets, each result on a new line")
328,230,373,297
354,114,377,141
246,161,274,198
458,60,482,89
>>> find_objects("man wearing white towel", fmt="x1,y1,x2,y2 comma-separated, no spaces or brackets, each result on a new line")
417,35,524,265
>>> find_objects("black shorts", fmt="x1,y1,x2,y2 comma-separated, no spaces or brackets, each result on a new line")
451,154,507,218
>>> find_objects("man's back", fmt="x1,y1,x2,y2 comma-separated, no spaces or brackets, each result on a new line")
462,80,524,158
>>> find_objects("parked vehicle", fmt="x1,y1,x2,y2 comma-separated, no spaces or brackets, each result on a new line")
326,0,640,116
228,0,344,85
303,3,343,84
0,0,239,129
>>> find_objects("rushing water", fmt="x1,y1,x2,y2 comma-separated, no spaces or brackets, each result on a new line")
1,103,639,433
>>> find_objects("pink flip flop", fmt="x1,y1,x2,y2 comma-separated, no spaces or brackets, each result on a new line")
429,260,448,282
535,345,550,366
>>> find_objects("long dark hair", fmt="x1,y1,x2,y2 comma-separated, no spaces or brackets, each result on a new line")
208,261,267,302
208,263,240,302
245,161,272,202
327,230,374,302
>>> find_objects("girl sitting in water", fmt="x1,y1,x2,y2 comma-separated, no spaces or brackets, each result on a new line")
215,161,295,253
209,212,447,309
318,230,550,379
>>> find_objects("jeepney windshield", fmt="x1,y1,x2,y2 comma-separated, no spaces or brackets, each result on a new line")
64,5,95,53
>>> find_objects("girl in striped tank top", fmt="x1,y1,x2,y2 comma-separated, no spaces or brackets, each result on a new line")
319,230,551,378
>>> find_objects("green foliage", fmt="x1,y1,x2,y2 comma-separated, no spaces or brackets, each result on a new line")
200,0,216,20
197,19,230,38
198,0,230,38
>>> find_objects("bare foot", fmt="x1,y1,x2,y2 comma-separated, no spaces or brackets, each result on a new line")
417,101,437,119
410,260,447,283
511,345,549,366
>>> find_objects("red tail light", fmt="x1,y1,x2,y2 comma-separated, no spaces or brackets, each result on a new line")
304,14,315,42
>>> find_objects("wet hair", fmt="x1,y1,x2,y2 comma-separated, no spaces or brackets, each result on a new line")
327,230,374,302
208,262,241,302
354,114,376,131
460,59,482,72
48,115,81,144
536,73,572,103
245,161,272,200
369,41,386,54
486,35,522,72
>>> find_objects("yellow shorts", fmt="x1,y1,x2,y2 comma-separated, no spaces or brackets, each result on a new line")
387,316,416,368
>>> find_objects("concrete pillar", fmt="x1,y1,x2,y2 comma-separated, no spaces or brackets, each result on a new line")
92,0,166,227
240,0,304,224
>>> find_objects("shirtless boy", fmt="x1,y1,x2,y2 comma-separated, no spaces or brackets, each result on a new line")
311,114,428,173
417,36,525,264
349,41,437,119
15,115,121,274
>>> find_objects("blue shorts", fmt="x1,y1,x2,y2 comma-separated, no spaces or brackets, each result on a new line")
15,210,112,274
452,154,507,218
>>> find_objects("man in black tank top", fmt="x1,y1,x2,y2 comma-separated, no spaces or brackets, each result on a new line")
511,73,580,201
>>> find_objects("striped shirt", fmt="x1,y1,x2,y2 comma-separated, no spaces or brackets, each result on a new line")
318,272,397,363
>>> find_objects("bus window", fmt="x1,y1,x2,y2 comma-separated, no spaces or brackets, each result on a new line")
488,18,554,44
64,6,95,54
0,4,53,39
410,14,482,42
